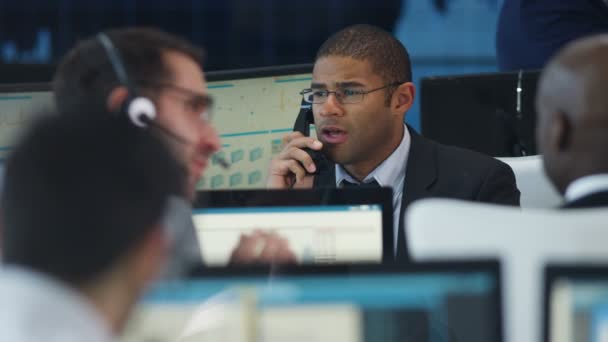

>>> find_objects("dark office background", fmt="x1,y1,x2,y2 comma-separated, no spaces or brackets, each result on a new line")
0,0,502,129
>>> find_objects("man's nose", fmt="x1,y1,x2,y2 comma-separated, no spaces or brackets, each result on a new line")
201,123,221,152
317,92,345,117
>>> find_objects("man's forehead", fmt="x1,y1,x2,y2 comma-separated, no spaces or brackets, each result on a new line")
312,56,378,86
163,51,205,81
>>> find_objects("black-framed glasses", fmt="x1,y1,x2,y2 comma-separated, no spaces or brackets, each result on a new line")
140,81,215,121
299,82,405,104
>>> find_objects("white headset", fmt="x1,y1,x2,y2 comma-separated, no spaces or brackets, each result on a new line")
96,32,156,127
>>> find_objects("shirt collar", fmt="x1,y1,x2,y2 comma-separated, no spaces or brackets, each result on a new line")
564,174,608,202
336,124,410,187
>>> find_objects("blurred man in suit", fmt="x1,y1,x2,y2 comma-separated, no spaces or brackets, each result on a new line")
536,34,608,208
497,0,608,71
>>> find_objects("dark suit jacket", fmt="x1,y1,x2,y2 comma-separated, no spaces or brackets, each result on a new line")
313,127,521,259
497,0,608,70
563,191,608,208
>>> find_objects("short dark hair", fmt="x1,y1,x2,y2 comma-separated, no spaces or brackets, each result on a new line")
1,110,185,285
53,27,204,115
316,24,412,89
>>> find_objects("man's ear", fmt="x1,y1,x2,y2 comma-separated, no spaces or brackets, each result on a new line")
551,111,572,152
106,87,130,113
391,82,415,115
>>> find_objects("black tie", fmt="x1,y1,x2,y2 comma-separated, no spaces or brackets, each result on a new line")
395,216,407,262
341,179,380,188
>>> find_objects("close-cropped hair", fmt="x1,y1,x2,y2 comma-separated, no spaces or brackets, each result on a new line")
316,24,412,87
1,109,185,285
53,27,205,115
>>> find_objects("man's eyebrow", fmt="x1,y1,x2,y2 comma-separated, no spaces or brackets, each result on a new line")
336,81,366,88
310,81,366,89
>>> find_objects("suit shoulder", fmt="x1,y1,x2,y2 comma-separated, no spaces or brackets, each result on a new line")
428,139,512,173
419,137,519,205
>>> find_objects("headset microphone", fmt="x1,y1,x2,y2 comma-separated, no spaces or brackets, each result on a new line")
139,114,230,169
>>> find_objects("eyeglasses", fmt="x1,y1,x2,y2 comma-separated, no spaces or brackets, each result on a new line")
140,82,215,121
299,82,405,104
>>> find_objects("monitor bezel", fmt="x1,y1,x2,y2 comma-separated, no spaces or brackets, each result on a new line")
206,64,313,82
0,64,55,84
192,188,394,263
184,259,503,342
0,82,52,93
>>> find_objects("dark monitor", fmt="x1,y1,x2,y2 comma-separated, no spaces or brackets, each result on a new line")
123,261,503,342
203,64,313,190
191,188,394,265
0,83,54,162
543,264,608,342
420,70,540,157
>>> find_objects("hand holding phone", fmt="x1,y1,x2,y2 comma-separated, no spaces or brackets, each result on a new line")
266,100,327,189
291,100,330,176
266,131,321,188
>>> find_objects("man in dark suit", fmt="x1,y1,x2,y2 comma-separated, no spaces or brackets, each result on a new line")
536,34,608,209
267,24,520,259
496,0,608,71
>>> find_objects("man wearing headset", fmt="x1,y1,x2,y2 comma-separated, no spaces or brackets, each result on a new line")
53,27,295,266
1,111,184,341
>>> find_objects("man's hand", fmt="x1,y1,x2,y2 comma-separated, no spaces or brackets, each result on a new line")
229,230,297,264
266,132,322,189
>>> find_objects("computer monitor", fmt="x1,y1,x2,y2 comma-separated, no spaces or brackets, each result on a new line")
420,70,540,157
122,261,502,342
543,264,608,342
0,65,314,188
0,83,54,162
191,188,394,265
203,64,313,190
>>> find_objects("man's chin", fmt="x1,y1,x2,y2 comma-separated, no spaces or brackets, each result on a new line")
323,147,352,165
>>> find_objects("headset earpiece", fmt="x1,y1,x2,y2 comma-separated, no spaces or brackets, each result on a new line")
127,96,157,127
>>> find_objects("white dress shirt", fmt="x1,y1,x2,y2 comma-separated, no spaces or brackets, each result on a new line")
0,266,114,342
564,173,608,203
336,124,411,254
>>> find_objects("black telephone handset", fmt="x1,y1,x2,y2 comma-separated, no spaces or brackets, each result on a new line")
292,99,329,176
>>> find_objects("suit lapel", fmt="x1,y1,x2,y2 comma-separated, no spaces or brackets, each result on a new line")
396,126,438,261
401,126,438,209
310,125,437,261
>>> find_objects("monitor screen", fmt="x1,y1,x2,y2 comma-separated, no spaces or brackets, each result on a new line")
203,64,312,190
122,262,502,342
191,188,394,265
420,70,540,157
0,65,314,189
0,83,53,162
544,264,608,342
